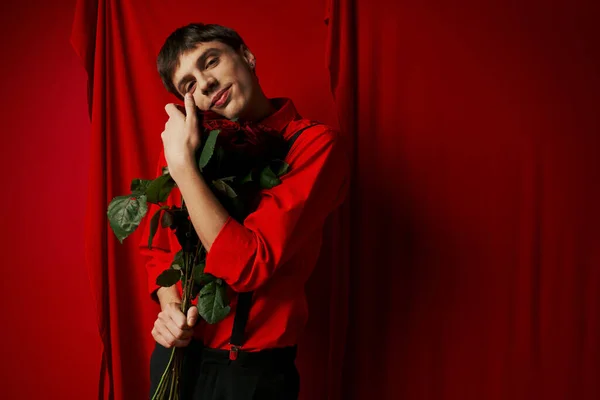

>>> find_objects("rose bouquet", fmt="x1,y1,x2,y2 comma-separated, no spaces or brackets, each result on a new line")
106,111,291,399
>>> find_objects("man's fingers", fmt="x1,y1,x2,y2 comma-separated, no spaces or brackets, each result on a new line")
187,306,199,327
162,304,187,330
164,103,183,118
184,93,197,125
154,320,177,348
154,331,190,348
156,311,184,339
164,103,176,116
168,319,190,339
154,303,196,348
154,318,192,348
152,328,171,349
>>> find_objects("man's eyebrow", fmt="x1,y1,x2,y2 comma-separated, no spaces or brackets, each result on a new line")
176,48,222,94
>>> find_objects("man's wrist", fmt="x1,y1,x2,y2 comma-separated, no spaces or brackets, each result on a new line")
172,164,205,194
169,154,198,182
156,286,181,309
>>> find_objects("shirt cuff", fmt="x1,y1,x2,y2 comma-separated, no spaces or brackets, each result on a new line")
141,247,173,298
204,216,255,290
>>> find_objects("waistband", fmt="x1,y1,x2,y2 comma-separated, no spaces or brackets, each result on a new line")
201,345,298,368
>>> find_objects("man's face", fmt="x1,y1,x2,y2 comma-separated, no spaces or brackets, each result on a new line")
171,41,257,119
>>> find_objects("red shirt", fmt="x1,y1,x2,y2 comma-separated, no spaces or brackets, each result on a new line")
139,98,349,351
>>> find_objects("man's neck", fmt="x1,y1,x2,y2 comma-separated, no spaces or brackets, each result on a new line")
239,91,276,123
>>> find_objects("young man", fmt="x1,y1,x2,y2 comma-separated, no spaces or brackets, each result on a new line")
141,23,349,399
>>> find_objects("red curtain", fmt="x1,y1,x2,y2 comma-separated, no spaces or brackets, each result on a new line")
71,0,345,399
73,0,600,399
328,0,600,399
1,1,99,398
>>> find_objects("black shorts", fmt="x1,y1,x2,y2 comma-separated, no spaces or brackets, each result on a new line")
149,340,300,400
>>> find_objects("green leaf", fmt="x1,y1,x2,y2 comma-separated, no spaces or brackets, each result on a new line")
198,130,220,170
107,195,149,243
272,160,290,177
130,178,152,195
259,165,281,189
146,174,175,203
148,206,169,249
156,268,181,287
161,210,174,228
240,170,253,184
212,179,237,198
216,283,229,306
170,250,184,271
192,262,216,285
197,281,231,324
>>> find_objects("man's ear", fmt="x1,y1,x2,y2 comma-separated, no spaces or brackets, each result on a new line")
240,45,256,70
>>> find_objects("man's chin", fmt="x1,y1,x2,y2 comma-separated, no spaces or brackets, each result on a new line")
217,102,243,121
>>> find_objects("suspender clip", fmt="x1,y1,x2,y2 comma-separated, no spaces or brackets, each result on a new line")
229,345,240,361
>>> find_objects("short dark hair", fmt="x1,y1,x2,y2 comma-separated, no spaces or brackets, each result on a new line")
157,23,246,99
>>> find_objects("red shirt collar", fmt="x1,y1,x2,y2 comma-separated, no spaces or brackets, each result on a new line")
257,98,301,138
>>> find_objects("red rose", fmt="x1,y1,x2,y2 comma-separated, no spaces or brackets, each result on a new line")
200,112,283,159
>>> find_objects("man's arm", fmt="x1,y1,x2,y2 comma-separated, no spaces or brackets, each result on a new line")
170,167,230,252
171,126,349,293
151,285,199,348
139,207,200,348
156,286,181,306
138,150,199,348
161,93,231,252
162,94,349,294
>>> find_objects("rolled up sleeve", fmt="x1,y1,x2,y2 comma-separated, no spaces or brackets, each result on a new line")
204,128,349,292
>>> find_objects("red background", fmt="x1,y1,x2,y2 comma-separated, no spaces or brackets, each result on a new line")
1,0,599,399
0,1,99,399
336,1,600,399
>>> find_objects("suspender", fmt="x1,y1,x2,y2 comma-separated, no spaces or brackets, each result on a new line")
229,290,253,359
228,122,322,360
286,122,321,150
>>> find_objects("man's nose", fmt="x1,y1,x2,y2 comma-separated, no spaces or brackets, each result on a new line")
199,75,218,96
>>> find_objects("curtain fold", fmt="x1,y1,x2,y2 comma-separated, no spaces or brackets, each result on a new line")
324,3,356,398
327,0,600,399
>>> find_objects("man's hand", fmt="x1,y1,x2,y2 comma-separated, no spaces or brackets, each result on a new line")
152,287,199,348
161,93,201,182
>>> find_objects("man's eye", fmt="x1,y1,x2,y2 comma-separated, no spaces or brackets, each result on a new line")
185,81,196,92
206,57,219,68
